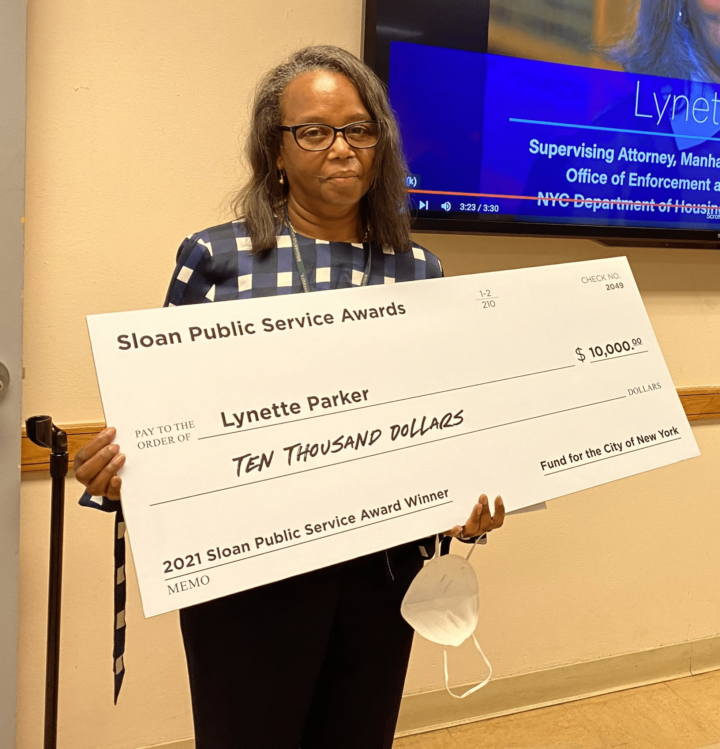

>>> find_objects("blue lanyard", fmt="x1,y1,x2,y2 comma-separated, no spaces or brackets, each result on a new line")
284,205,372,293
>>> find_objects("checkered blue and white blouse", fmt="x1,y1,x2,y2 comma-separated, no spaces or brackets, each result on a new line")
81,218,481,702
165,218,443,305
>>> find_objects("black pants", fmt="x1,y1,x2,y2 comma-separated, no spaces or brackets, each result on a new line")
179,545,424,749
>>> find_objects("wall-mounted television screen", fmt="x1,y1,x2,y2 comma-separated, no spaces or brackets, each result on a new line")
364,0,720,247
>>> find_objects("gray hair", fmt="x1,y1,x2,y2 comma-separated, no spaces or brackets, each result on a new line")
231,45,413,253
611,0,713,80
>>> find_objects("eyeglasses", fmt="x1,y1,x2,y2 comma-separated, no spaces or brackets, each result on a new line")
279,121,380,151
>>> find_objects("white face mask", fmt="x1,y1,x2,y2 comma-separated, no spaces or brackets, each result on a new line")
401,536,491,699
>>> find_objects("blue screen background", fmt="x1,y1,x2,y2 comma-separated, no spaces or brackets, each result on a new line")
389,42,720,231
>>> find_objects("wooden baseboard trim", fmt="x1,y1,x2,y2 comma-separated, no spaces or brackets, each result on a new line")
21,422,105,473
135,636,720,747
678,386,720,421
395,634,720,736
20,386,720,473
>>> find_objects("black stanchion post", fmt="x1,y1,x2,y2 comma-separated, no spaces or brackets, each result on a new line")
25,415,68,749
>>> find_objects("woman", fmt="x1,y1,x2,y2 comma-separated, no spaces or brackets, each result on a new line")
75,45,505,749
613,0,720,81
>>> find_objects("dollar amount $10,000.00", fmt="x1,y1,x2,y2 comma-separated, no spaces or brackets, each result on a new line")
575,338,645,362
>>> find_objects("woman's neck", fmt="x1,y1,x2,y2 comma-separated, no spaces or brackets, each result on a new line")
285,198,364,243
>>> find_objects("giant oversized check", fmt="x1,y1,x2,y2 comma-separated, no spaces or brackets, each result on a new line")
87,257,699,616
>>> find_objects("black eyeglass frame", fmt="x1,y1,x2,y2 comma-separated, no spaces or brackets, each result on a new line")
279,120,381,151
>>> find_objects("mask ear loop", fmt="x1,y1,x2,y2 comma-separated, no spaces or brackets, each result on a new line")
443,635,492,699
465,533,483,563
441,534,490,698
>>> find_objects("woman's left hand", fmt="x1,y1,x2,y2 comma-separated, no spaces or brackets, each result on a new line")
444,494,505,539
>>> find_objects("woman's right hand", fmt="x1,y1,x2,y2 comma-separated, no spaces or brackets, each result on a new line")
74,427,125,501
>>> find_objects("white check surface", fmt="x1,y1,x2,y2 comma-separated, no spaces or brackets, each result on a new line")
87,257,699,616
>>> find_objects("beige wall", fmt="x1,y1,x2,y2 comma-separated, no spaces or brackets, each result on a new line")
19,1,720,747
403,237,720,693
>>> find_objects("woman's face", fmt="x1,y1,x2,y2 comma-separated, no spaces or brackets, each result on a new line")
276,71,376,215
689,0,720,71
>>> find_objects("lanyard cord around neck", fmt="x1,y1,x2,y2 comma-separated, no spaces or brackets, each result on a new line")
283,204,372,293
